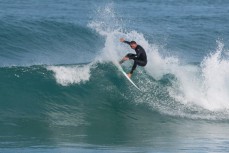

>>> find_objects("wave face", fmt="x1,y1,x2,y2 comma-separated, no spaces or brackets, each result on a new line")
1,1,229,151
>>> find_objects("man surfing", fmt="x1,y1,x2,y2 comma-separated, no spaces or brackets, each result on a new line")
119,38,147,78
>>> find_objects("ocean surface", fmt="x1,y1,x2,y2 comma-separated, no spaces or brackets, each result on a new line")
1,0,229,152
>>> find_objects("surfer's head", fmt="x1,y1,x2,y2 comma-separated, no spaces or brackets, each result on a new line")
130,41,137,49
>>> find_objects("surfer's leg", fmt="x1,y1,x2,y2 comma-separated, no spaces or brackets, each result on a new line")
135,59,147,66
130,61,137,74
129,60,147,74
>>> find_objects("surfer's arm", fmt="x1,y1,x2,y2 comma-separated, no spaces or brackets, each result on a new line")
123,41,131,45
120,38,131,45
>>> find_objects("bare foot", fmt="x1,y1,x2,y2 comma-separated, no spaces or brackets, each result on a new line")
127,73,132,78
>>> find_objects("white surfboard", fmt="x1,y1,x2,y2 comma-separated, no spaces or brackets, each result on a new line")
117,65,141,91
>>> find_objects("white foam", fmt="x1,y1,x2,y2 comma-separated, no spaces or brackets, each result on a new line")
47,64,91,86
88,4,179,76
88,4,229,117
167,41,229,111
201,41,229,110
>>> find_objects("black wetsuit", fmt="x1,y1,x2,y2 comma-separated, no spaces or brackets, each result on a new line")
123,41,147,74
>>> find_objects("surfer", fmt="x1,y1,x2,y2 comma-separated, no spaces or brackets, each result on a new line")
119,38,147,78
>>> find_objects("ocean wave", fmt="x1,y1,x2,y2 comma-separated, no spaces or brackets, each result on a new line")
1,4,229,121
1,59,229,121
0,19,102,67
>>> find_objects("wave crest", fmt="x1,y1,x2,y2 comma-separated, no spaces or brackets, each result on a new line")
47,65,92,86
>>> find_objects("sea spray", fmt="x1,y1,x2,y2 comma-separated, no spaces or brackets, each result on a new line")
201,41,229,110
167,41,229,111
47,64,92,86
46,4,229,119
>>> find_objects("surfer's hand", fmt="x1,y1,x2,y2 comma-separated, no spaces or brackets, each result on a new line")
123,57,129,61
120,38,125,42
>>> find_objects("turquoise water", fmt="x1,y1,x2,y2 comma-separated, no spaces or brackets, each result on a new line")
1,0,229,152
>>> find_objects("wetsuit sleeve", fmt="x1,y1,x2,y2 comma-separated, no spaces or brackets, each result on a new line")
123,41,131,45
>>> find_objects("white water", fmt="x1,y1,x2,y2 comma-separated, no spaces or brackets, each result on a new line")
89,5,229,114
47,65,92,86
48,4,229,118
